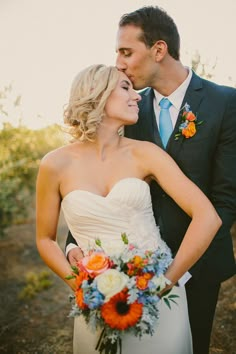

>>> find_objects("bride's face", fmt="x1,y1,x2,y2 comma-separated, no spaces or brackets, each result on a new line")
104,71,141,126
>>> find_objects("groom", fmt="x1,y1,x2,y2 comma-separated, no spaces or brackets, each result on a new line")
66,6,236,354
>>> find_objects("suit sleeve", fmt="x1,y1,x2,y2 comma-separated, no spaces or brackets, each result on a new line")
211,89,236,232
65,230,78,249
190,88,236,279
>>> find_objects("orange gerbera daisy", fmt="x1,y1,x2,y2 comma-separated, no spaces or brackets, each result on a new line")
75,271,89,288
75,288,88,310
101,291,143,330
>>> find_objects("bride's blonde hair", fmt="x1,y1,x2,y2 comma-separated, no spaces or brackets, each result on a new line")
63,64,120,142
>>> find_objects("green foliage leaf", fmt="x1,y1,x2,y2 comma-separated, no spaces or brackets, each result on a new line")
71,265,79,274
121,232,129,244
163,297,171,310
95,238,102,247
65,275,76,280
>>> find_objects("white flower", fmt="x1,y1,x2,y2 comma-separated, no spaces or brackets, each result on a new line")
151,274,167,292
102,242,126,257
96,269,129,302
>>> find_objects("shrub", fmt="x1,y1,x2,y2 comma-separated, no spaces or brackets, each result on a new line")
0,123,65,235
18,269,53,299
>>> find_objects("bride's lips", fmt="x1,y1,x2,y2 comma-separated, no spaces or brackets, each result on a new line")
128,105,139,113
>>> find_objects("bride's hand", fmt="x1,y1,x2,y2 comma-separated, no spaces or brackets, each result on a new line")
68,247,84,266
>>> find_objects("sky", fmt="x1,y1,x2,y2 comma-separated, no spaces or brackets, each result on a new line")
1,0,236,129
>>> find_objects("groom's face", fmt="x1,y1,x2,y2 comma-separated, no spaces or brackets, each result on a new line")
116,25,157,90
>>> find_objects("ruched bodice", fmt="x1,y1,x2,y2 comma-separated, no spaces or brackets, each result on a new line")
61,177,169,255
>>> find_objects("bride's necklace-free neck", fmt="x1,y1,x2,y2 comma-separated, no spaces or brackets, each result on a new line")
94,131,122,162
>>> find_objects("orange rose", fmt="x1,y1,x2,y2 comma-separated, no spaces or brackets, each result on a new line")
184,111,196,121
136,272,153,290
182,122,196,138
133,255,143,267
136,275,149,290
143,272,153,280
78,251,110,277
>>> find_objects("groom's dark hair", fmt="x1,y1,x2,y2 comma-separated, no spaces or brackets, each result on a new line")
119,6,180,61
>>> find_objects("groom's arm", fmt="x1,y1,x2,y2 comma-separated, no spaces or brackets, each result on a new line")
190,88,236,277
209,89,236,232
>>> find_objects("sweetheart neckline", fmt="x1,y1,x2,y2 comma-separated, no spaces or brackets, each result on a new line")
62,177,149,201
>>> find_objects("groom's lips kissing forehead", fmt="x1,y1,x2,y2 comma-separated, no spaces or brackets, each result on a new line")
126,74,135,85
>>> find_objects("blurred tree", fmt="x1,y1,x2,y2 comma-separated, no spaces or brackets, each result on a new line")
191,50,236,87
0,87,65,236
0,84,23,128
191,50,217,80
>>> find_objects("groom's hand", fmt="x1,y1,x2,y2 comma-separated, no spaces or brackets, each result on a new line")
67,247,84,266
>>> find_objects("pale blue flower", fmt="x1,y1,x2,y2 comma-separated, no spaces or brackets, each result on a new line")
184,102,191,111
179,121,188,130
84,289,104,309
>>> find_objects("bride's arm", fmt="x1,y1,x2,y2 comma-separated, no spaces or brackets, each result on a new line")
136,141,222,285
36,153,76,291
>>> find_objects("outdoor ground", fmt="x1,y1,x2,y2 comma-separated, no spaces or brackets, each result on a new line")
0,216,235,354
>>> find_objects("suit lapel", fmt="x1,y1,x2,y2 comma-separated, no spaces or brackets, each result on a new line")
167,72,204,158
138,72,205,155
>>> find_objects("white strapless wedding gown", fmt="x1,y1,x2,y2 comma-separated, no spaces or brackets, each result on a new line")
62,178,193,354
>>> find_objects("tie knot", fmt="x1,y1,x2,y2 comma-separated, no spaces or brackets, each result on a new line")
159,98,172,109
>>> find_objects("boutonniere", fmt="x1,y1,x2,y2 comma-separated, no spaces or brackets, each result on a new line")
175,103,203,140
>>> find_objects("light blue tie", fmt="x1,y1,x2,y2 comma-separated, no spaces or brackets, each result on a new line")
159,98,173,148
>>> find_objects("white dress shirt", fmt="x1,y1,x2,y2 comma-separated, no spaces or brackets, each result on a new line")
153,68,193,286
153,68,192,129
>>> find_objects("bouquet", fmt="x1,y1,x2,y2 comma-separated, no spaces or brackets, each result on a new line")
66,233,178,353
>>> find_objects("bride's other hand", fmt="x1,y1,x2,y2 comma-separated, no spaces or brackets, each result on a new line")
68,247,84,266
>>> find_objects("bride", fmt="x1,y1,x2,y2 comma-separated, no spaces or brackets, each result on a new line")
36,64,221,354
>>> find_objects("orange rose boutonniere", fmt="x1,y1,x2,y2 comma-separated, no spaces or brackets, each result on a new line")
175,103,203,140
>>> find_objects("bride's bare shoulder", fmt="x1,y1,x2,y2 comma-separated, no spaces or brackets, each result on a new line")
122,137,162,155
39,141,83,171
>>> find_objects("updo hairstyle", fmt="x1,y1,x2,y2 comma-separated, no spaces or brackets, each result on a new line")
64,64,119,142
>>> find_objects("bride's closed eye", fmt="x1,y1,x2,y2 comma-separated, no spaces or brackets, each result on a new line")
121,80,131,91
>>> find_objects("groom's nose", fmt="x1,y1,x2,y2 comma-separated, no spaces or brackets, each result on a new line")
116,54,127,72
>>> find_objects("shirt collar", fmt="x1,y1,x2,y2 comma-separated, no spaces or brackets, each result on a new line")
153,68,192,110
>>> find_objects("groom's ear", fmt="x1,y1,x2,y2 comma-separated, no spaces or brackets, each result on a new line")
152,40,168,62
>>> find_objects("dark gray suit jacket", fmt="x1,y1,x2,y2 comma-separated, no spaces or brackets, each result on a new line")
125,71,236,283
